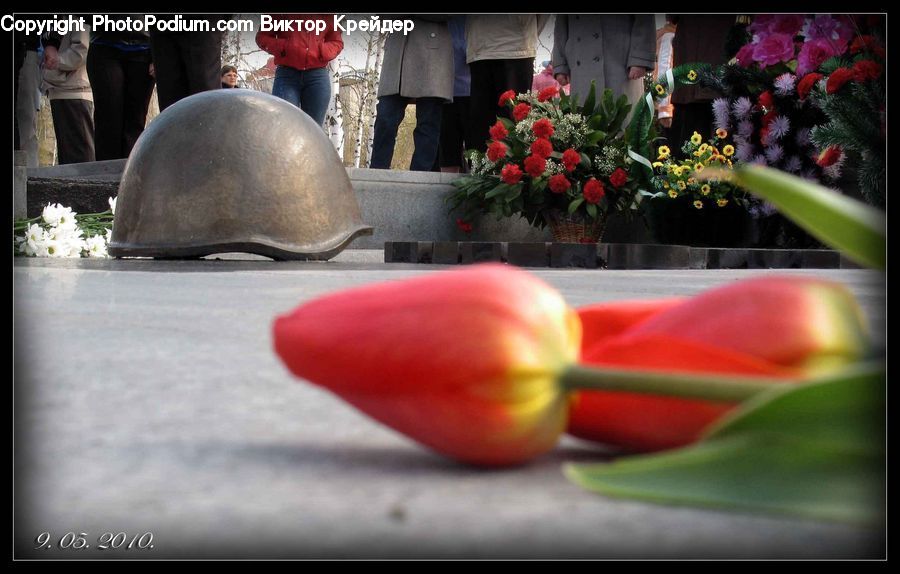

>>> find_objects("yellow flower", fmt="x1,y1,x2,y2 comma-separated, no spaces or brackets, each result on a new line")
687,177,697,185
672,166,683,176
701,184,711,195
693,200,704,209
712,154,725,163
687,70,698,81
699,143,709,153
723,145,735,157
694,163,705,173
668,189,679,198
690,132,702,145
693,150,703,157
652,161,664,168
657,145,671,159
717,198,729,207
677,181,687,190
662,181,670,188
716,128,728,139
727,160,733,167
655,84,666,96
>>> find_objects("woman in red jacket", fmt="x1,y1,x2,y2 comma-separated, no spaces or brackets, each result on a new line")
256,14,343,127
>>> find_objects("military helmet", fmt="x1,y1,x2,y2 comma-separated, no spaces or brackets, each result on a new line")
109,89,372,260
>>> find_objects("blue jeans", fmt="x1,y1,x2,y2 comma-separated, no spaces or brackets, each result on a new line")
272,65,331,127
370,95,443,171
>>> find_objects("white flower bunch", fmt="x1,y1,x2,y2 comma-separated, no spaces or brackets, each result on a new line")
14,199,116,259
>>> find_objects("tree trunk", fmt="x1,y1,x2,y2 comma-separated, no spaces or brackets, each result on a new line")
364,34,385,168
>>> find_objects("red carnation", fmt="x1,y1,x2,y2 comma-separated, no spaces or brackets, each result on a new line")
850,35,884,58
852,59,883,81
512,103,532,122
562,149,581,172
532,117,555,139
816,146,843,168
548,174,571,194
500,163,523,185
487,140,508,162
826,67,855,94
583,178,605,204
758,90,774,111
530,137,554,159
456,218,473,233
538,85,559,102
498,90,516,106
523,155,546,178
609,168,628,188
797,73,823,100
489,121,509,141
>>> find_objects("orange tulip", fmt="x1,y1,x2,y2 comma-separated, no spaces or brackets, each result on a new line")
570,276,871,452
273,264,581,466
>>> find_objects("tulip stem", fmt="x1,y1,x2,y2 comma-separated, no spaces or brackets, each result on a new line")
560,365,790,402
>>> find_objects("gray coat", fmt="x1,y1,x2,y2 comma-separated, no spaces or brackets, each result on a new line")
377,16,453,101
551,15,655,103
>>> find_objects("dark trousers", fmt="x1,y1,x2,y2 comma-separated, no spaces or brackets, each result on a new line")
149,31,223,111
439,96,475,169
468,58,534,152
370,95,443,171
87,44,156,160
50,99,95,164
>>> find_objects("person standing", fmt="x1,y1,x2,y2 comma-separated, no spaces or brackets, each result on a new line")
369,15,453,171
87,14,156,160
149,14,230,111
15,15,43,167
438,15,473,173
551,15,655,109
42,27,95,164
255,14,343,126
221,64,239,88
465,14,549,152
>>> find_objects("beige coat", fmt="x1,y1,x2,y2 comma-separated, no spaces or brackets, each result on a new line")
41,29,92,101
377,16,454,101
465,15,550,63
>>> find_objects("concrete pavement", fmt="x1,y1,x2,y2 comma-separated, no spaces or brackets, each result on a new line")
13,255,886,558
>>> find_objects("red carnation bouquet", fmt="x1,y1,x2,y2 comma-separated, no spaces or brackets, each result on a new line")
448,84,645,243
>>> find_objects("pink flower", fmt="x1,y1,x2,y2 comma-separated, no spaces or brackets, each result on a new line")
735,44,755,68
796,38,841,76
751,33,796,67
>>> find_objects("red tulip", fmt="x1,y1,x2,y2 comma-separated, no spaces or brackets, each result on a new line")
274,264,581,466
568,276,871,452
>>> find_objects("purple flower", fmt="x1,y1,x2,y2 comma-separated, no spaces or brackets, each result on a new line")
752,33,796,67
795,127,811,147
712,98,731,131
752,154,769,166
768,115,791,141
770,14,806,36
784,156,803,173
732,97,753,118
735,143,755,163
748,200,778,218
796,38,841,76
803,14,854,47
774,73,796,96
737,119,754,139
764,144,784,164
749,14,776,39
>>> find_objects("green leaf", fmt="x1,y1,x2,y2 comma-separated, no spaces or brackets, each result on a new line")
587,131,606,145
504,185,522,203
586,203,598,218
581,81,597,116
565,365,885,525
579,153,592,170
484,183,508,200
725,165,885,270
568,197,585,214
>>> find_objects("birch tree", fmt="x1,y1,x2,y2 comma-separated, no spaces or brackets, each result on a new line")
364,33,385,168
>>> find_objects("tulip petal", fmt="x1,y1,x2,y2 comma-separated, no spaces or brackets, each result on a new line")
577,298,684,351
274,264,580,466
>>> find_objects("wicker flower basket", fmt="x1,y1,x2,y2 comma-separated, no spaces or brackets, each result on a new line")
543,209,606,244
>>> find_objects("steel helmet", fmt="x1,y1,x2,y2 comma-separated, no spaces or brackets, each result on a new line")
109,89,372,260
